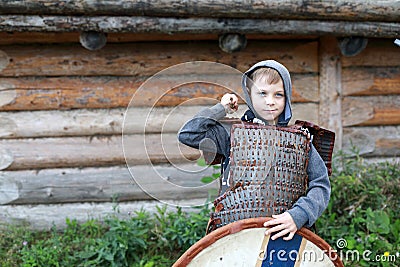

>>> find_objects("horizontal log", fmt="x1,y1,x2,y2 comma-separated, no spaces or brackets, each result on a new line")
342,96,400,126
0,164,218,205
0,76,230,110
0,103,319,139
0,32,216,44
0,199,208,229
343,126,400,157
0,74,318,110
0,105,248,138
0,32,317,45
0,134,200,170
0,1,398,22
341,39,400,67
0,15,398,37
342,67,400,96
0,41,318,77
0,107,192,138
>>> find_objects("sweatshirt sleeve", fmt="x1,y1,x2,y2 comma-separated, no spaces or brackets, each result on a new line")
178,103,231,158
287,144,331,229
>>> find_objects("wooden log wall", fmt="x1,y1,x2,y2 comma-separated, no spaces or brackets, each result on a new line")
340,39,400,159
0,34,319,226
0,32,398,227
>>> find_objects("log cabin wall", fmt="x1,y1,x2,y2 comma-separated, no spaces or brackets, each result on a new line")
0,34,321,227
341,40,400,159
0,0,399,228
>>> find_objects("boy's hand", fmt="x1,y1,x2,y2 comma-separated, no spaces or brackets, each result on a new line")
221,93,238,114
263,212,298,241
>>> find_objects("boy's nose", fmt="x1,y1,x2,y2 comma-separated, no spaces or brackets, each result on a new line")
264,96,275,105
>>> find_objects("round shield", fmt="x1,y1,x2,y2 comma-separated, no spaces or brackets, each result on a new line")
173,217,344,267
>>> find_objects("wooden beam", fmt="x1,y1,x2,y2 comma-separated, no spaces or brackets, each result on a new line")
342,96,400,126
0,164,218,205
0,1,398,22
0,15,398,37
0,41,318,77
0,32,318,45
0,76,229,110
0,134,200,170
0,106,197,138
0,74,318,111
343,126,400,157
0,199,209,229
341,39,400,67
318,36,343,150
0,103,319,139
342,67,400,96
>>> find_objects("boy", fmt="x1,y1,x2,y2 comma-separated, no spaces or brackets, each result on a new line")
178,60,331,241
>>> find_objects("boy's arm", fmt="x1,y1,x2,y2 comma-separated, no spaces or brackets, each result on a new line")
178,103,231,158
287,144,331,229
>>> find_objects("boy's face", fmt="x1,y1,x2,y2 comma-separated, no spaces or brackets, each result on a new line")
250,78,285,124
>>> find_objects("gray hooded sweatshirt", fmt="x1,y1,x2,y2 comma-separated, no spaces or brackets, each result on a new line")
178,60,331,230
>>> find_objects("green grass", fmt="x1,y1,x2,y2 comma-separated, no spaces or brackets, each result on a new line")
0,152,398,266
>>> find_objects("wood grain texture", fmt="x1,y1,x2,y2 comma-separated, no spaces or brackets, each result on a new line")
0,134,200,170
0,74,318,110
0,164,218,205
0,103,319,139
0,1,398,22
341,39,400,67
0,49,9,72
0,147,13,170
343,126,400,157
0,107,193,138
0,32,218,44
342,96,400,126
342,67,400,96
0,32,318,45
318,36,342,150
0,41,318,77
0,16,398,37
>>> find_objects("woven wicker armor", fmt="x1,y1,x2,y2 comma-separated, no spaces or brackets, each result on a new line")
207,123,312,233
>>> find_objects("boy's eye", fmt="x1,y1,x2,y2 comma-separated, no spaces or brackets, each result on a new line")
258,91,267,96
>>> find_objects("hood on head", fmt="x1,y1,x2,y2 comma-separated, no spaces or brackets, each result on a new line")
241,60,292,126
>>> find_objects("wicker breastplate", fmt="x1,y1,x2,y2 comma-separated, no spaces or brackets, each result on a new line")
207,123,311,233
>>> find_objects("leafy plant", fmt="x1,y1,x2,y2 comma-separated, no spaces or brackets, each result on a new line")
197,158,221,184
317,151,399,267
197,157,221,201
